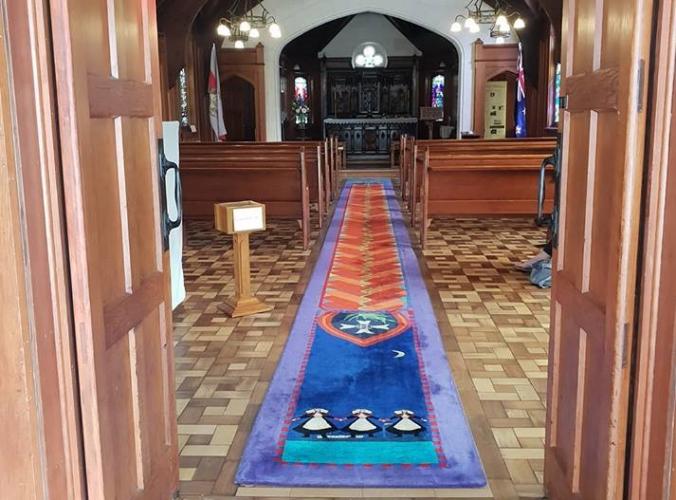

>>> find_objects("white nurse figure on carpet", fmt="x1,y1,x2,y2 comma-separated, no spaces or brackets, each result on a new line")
295,408,336,438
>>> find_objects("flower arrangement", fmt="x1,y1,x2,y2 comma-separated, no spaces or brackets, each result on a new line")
292,96,310,126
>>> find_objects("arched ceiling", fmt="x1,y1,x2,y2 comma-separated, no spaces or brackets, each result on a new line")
157,0,262,84
157,0,561,85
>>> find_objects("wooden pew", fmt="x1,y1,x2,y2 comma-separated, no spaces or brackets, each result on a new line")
390,140,400,170
399,135,413,201
326,135,344,200
181,141,331,226
405,137,556,209
411,138,557,247
180,147,312,249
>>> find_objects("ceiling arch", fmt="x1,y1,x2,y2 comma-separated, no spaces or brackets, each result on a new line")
157,0,561,86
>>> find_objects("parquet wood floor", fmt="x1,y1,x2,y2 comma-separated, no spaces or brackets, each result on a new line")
174,214,549,500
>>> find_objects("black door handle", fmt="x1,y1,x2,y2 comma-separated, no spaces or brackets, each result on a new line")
158,139,183,252
535,153,557,227
550,133,563,249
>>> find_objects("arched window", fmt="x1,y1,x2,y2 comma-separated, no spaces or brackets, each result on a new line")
294,76,308,103
431,74,445,108
352,42,388,69
293,76,310,126
178,67,190,127
552,62,562,125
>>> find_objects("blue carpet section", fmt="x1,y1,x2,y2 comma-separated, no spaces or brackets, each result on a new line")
282,441,439,465
283,325,438,463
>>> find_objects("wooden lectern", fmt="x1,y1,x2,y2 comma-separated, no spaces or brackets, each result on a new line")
420,106,444,139
214,201,273,318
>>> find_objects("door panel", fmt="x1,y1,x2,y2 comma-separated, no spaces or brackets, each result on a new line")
49,0,178,498
223,75,256,141
545,0,653,498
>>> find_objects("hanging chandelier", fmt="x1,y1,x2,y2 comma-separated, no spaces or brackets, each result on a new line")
450,0,525,42
217,0,282,49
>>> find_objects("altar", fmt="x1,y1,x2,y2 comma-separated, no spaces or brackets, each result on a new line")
324,117,418,156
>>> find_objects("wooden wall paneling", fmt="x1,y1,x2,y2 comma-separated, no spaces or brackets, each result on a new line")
472,40,519,136
159,34,173,121
629,0,676,497
1,0,85,498
218,43,266,141
195,40,211,142
534,32,553,135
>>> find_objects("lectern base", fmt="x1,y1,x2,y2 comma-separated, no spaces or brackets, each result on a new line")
219,296,274,318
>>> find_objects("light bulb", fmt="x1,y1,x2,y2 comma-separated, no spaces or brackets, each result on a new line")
513,17,525,29
239,20,251,32
464,17,475,29
495,36,505,44
217,22,231,37
249,27,260,38
450,21,462,32
269,23,282,38
363,45,376,58
355,54,366,67
470,23,480,33
496,15,508,27
234,40,245,49
373,54,384,66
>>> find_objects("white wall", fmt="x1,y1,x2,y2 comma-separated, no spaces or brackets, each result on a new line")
320,13,421,58
221,0,497,140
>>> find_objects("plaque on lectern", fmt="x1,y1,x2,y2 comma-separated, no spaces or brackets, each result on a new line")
215,201,266,234
419,106,444,121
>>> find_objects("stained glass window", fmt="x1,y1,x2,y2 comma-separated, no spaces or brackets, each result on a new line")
432,74,445,108
293,76,310,126
553,63,562,124
178,67,189,127
294,76,308,103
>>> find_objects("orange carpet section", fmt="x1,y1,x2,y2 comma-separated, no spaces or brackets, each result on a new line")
321,184,406,311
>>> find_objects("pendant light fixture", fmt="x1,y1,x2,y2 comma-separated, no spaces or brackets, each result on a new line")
216,0,282,48
450,0,525,39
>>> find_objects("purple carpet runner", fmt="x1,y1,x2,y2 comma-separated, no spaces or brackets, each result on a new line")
236,179,486,488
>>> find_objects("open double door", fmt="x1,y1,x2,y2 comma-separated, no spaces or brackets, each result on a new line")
1,0,672,498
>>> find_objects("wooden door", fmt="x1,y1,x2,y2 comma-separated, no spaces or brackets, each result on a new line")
49,0,179,498
223,75,256,141
545,0,653,498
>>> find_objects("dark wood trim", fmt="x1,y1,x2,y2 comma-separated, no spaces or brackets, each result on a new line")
217,44,267,141
565,67,620,112
88,75,155,118
472,40,520,136
104,272,164,348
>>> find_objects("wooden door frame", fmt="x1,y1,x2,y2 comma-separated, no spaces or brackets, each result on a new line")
0,0,85,498
628,0,676,497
